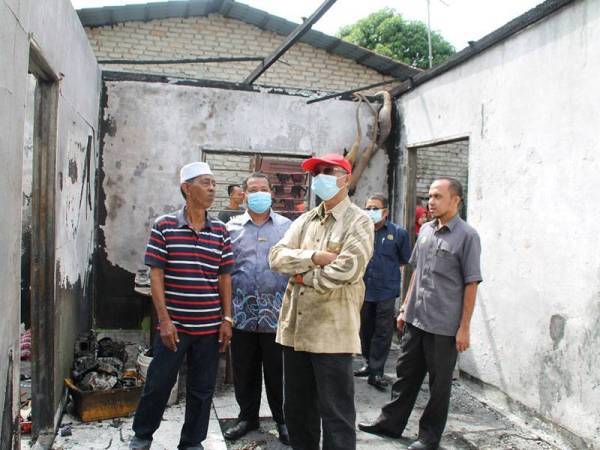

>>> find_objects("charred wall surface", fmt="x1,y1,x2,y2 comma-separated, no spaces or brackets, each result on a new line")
96,76,389,328
1,0,101,442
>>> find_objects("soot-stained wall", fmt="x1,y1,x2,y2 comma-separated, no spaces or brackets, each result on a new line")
96,79,389,328
1,0,101,439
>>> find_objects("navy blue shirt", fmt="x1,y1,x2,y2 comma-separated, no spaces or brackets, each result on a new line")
364,221,411,302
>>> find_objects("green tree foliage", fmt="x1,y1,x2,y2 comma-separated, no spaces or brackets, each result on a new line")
337,8,455,69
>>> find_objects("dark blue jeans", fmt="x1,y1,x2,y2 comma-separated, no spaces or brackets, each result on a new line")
360,297,396,376
132,332,219,449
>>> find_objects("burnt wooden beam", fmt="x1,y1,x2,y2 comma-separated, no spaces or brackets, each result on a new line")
243,0,337,85
30,77,58,440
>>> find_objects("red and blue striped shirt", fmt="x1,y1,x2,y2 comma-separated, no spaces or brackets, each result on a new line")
144,208,234,335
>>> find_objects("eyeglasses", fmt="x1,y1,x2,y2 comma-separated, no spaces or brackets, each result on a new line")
311,167,347,176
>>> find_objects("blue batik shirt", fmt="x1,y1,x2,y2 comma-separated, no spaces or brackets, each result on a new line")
226,210,292,333
364,220,412,302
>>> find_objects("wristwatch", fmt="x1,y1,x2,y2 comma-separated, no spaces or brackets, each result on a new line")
223,316,233,324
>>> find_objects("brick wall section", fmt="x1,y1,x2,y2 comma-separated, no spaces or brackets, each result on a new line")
416,140,469,207
85,14,396,91
204,152,253,211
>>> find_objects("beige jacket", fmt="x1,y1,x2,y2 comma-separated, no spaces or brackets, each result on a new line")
268,196,374,354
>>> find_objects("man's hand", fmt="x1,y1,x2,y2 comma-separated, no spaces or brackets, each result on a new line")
396,312,406,332
218,321,232,353
311,251,337,267
160,319,179,352
456,325,470,352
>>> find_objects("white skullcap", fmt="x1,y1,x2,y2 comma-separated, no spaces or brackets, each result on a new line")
180,162,213,184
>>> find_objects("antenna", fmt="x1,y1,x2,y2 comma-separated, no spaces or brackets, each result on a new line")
426,0,449,69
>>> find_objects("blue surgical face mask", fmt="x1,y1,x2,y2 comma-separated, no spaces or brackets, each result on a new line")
366,209,383,223
247,191,272,213
312,174,342,201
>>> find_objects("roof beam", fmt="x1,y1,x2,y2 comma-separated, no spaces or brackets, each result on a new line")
306,78,400,105
219,0,233,16
243,0,337,84
98,56,264,65
326,40,341,53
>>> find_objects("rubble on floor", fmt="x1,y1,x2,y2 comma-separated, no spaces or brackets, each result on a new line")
64,331,144,423
71,331,139,392
20,327,32,435
47,349,579,449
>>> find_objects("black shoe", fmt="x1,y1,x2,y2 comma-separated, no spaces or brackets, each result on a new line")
276,423,290,445
223,420,259,441
358,421,402,438
354,365,370,377
407,439,439,450
368,375,388,391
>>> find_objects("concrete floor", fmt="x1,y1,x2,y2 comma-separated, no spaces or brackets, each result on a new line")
47,349,576,450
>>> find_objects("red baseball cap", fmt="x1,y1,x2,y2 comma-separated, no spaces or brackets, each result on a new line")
301,153,352,174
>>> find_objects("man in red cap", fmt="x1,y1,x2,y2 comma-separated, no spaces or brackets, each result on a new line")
269,154,374,450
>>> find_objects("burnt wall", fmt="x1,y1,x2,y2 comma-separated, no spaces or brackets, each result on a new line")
95,76,390,329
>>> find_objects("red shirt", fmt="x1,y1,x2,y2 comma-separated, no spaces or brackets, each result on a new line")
415,207,427,235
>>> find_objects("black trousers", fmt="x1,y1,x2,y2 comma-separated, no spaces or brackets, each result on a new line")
282,346,356,450
377,324,457,445
359,298,396,376
132,333,219,449
231,329,284,424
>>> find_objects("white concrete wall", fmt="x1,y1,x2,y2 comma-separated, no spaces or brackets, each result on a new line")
0,0,101,437
397,1,600,446
100,81,388,276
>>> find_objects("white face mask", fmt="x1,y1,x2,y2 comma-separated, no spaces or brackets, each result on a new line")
366,209,383,223
246,191,272,213
311,174,341,200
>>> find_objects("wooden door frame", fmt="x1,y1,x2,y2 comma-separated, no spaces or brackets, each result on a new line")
28,40,60,442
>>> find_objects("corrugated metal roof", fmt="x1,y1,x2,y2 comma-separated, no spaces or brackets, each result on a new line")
77,0,420,80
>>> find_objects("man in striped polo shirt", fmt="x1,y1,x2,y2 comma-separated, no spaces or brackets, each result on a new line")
130,162,234,450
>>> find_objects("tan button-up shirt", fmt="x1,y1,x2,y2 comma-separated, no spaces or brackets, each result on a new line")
268,196,374,354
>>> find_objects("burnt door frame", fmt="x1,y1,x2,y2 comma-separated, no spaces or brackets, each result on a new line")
28,41,60,441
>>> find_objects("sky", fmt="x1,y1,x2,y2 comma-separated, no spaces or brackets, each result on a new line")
71,0,544,51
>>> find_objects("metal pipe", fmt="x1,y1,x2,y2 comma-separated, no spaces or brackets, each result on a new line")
306,78,401,105
243,0,337,84
98,56,264,65
427,0,433,69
